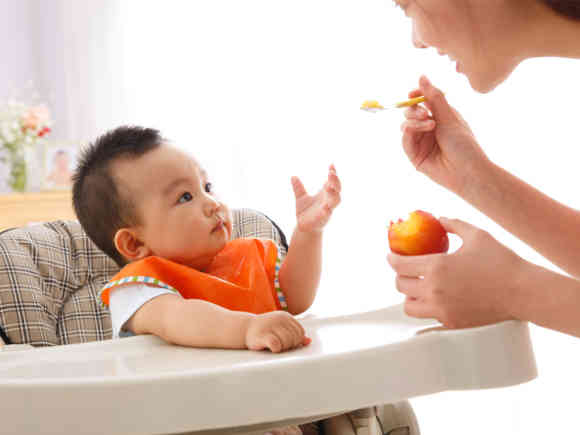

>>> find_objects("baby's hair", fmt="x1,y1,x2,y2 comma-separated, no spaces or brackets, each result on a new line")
541,0,580,20
72,126,164,266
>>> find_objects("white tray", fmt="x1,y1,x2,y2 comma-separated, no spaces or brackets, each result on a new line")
0,304,537,434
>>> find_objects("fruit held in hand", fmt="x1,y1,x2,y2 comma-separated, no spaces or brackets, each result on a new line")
388,210,449,255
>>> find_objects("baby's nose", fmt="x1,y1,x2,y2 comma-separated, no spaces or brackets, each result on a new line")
206,198,226,219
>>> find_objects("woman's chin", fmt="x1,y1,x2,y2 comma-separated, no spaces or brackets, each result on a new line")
468,76,498,94
466,63,518,94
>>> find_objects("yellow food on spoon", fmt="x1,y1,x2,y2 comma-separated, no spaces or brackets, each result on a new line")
360,100,384,110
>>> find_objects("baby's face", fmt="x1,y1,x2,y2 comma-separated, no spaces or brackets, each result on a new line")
113,144,233,270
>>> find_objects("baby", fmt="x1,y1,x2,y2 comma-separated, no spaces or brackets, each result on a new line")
72,124,340,406
72,126,341,434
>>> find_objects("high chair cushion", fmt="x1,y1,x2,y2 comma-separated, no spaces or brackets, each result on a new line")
0,209,288,346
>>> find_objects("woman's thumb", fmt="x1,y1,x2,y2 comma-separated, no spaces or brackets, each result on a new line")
419,75,452,121
439,217,473,237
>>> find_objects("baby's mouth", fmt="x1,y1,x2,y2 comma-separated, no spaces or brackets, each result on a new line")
211,219,224,233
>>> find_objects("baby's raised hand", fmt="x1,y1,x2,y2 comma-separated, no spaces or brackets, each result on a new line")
245,311,311,353
292,165,341,233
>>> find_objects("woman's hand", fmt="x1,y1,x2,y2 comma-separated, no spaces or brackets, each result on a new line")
401,75,491,197
387,218,523,328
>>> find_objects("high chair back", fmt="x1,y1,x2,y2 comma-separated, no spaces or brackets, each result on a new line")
0,208,287,346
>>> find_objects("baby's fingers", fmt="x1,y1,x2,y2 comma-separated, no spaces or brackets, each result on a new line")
291,176,307,200
248,333,283,353
324,190,341,211
287,316,306,338
327,165,342,193
286,318,310,348
263,334,283,353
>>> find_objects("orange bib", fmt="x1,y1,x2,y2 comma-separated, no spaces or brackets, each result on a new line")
100,238,287,314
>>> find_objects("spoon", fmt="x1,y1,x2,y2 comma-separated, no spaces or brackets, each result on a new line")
360,96,426,113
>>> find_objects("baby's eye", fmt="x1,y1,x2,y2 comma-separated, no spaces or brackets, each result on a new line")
204,182,213,193
178,192,193,204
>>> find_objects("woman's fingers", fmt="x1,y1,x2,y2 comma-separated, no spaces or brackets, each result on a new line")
408,88,423,99
419,75,453,122
439,217,475,238
401,119,436,133
387,253,429,277
405,105,430,120
395,275,424,298
403,298,435,319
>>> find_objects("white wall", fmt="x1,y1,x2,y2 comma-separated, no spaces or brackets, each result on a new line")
1,0,125,142
3,1,580,433
0,1,38,101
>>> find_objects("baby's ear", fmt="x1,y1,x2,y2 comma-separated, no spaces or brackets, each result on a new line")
114,228,151,262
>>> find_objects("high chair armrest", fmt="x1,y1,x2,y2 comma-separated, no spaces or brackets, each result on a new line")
0,326,34,351
0,325,10,346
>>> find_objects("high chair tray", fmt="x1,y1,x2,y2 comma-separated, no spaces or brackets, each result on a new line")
0,304,536,435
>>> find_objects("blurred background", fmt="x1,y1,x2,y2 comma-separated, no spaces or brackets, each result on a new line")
2,0,580,433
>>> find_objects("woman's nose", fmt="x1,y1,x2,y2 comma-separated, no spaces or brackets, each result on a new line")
412,23,428,49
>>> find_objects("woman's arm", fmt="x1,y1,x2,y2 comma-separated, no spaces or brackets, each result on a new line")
389,218,580,337
512,261,580,337
464,161,580,278
401,76,580,277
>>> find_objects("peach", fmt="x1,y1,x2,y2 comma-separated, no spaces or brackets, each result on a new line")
388,210,449,255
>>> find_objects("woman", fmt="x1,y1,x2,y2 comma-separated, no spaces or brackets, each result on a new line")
388,0,580,336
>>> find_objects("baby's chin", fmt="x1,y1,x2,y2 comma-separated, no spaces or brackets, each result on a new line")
225,219,233,238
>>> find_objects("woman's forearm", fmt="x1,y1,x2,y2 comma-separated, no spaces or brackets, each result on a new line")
278,229,322,315
462,161,580,277
511,261,580,337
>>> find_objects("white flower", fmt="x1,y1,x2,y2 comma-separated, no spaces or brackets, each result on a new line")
1,126,14,144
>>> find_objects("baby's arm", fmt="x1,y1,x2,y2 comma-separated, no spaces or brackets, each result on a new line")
279,231,322,315
279,165,341,314
125,293,309,352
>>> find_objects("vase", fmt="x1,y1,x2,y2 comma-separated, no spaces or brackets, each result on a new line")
8,147,27,192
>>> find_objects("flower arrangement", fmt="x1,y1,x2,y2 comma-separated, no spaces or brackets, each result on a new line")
0,102,52,192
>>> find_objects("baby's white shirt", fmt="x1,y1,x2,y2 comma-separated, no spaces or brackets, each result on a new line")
109,284,179,338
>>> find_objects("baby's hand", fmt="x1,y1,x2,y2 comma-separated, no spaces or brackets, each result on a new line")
292,165,341,233
245,311,311,353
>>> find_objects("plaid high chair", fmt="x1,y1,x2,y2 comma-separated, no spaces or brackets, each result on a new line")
0,208,419,435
